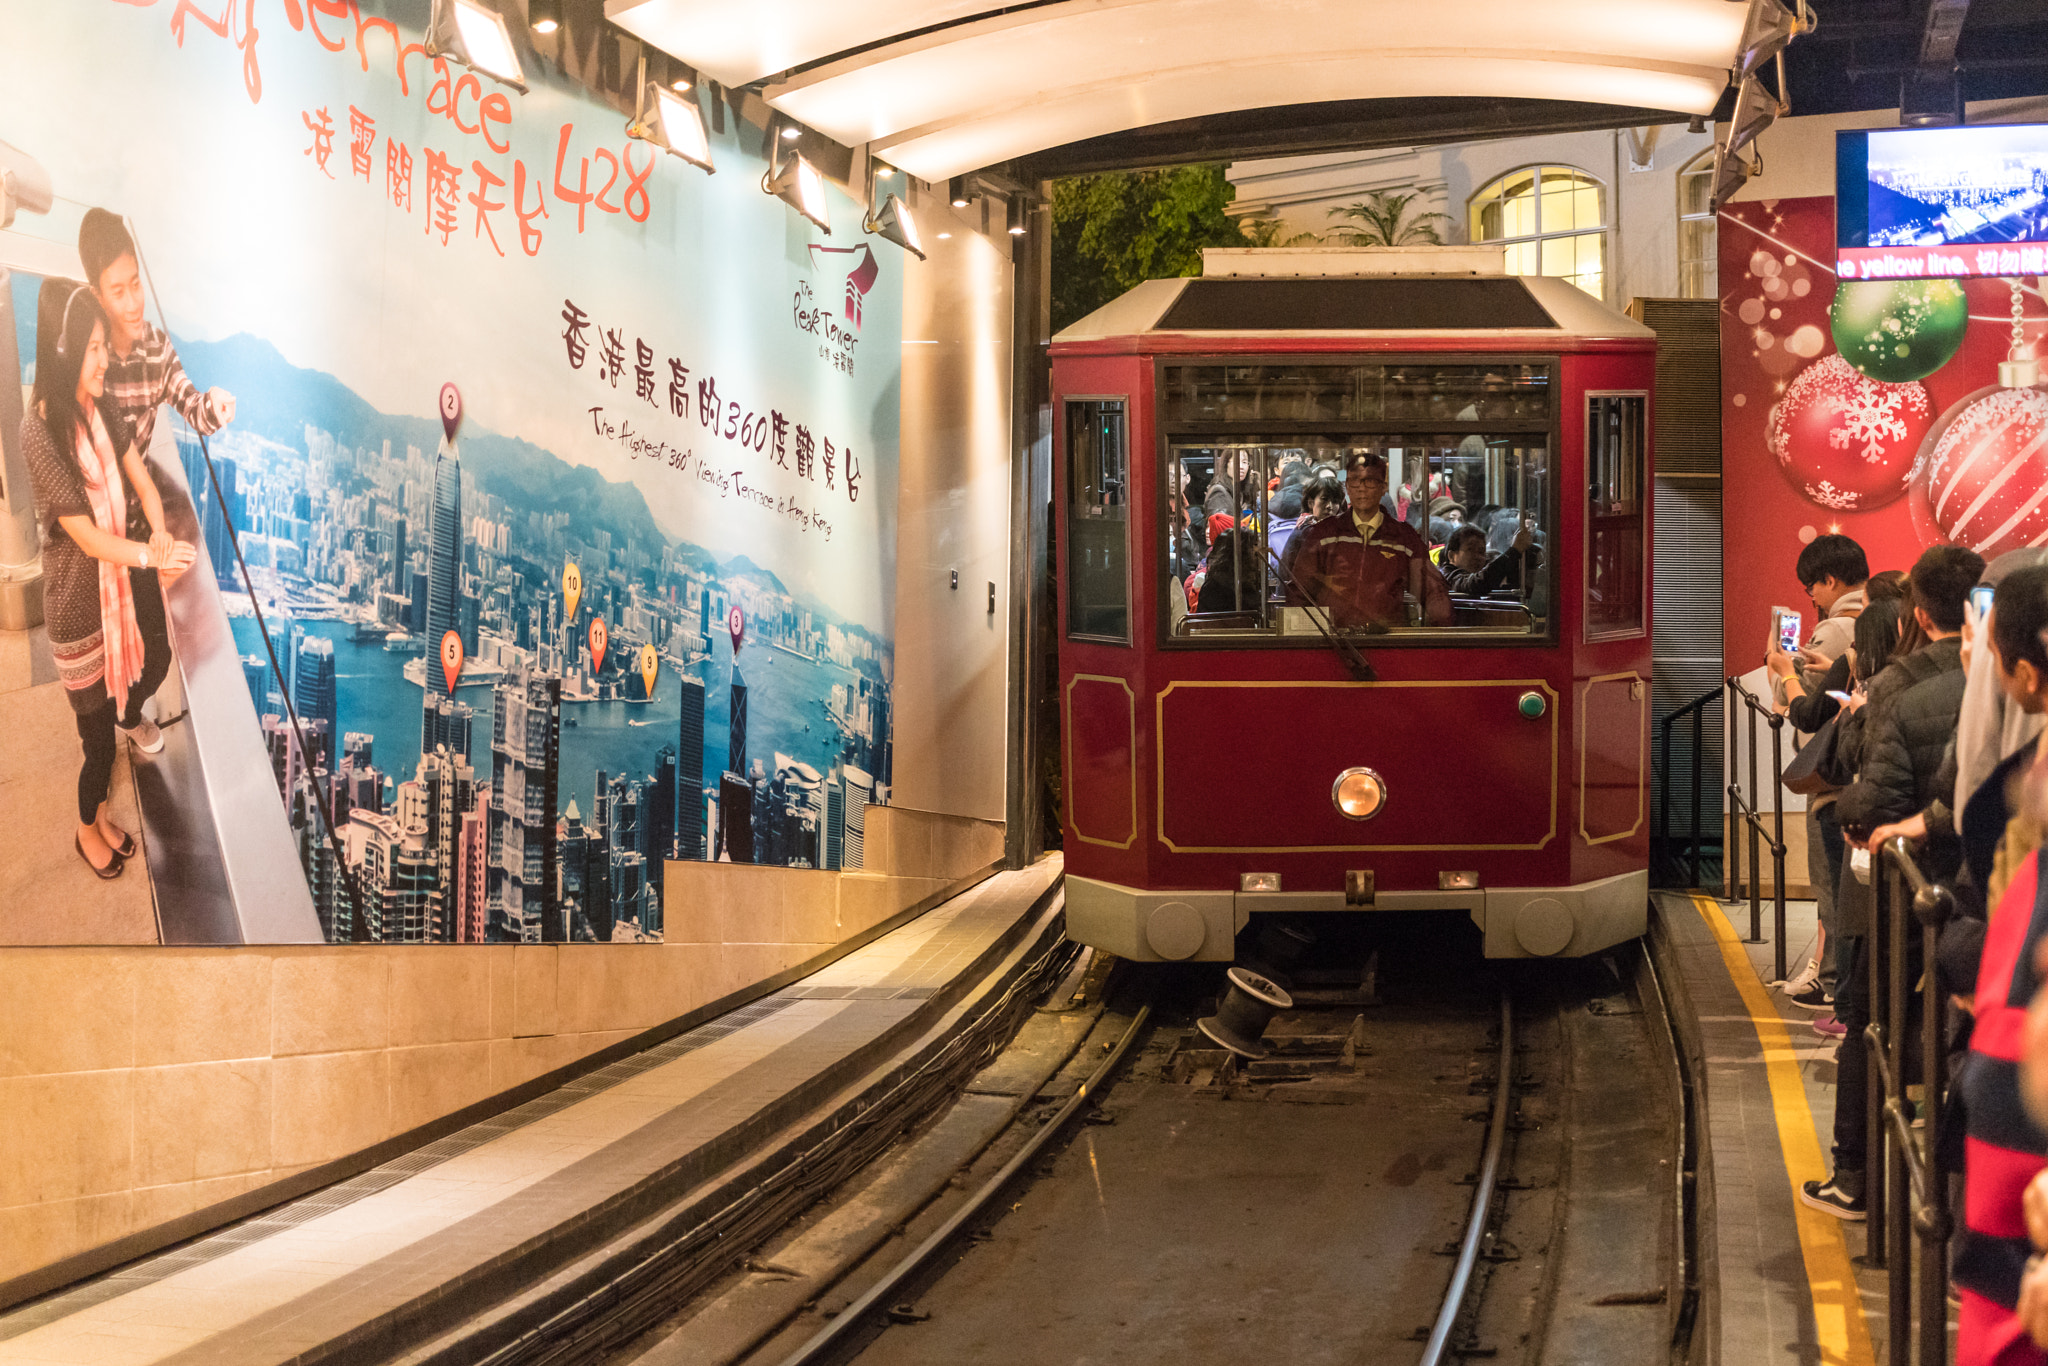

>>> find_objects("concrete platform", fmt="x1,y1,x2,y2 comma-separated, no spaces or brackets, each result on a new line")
0,859,1066,1366
1652,889,1894,1366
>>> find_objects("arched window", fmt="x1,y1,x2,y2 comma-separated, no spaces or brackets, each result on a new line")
1677,152,1717,299
1468,167,1605,300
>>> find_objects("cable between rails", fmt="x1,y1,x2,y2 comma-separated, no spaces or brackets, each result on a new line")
1420,993,1514,1366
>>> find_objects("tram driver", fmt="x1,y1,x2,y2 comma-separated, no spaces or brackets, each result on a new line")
1288,452,1452,629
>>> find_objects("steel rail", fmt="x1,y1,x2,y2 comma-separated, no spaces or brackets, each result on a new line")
1419,994,1514,1366
772,1002,1154,1366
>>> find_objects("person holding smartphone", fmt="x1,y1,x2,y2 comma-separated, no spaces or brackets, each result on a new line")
21,279,200,878
1767,534,1872,1007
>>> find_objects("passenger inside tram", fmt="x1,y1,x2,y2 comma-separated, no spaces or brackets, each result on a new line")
1441,520,1540,597
1288,453,1452,629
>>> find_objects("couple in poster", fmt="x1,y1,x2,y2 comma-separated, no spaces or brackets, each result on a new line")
21,209,235,881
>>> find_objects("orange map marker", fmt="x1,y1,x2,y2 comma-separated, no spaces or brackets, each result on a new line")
639,643,659,698
562,561,583,623
439,629,464,694
589,617,608,675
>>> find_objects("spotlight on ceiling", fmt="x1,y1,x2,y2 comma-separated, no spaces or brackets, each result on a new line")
948,176,970,209
527,0,558,34
780,125,803,141
426,0,527,92
875,165,895,179
1734,0,1807,80
1687,114,1707,134
1006,192,1026,236
1724,75,1780,160
764,150,830,233
628,81,714,172
864,193,925,260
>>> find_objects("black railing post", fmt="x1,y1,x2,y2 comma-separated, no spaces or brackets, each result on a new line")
1690,702,1705,889
1768,712,1788,982
1745,685,1764,944
1659,716,1674,883
1865,857,1888,1268
1726,679,1741,904
1918,881,1953,1365
1885,856,1911,1366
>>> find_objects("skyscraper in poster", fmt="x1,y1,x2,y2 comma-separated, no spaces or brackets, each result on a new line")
424,437,462,698
292,636,337,768
488,665,561,943
676,677,705,859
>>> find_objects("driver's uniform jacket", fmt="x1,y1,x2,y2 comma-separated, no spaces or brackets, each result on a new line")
1286,508,1426,629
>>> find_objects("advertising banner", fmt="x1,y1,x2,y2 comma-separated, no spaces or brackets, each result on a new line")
0,1,903,945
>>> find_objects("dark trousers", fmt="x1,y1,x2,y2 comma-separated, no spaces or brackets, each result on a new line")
76,698,117,824
1816,803,1847,982
122,566,171,729
1834,934,1869,1173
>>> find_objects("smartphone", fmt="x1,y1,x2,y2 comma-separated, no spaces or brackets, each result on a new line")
1771,606,1803,655
1826,690,1852,704
1971,583,1995,622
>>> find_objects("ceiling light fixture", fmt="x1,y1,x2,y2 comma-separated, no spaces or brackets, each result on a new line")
764,150,831,233
948,176,970,209
1006,192,1026,235
864,193,925,260
628,75,714,173
426,0,527,92
780,125,803,141
527,0,558,35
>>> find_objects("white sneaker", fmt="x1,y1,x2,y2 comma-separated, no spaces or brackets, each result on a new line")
1780,958,1820,995
118,717,165,754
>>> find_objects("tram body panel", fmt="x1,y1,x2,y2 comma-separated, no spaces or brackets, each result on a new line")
1052,270,1653,961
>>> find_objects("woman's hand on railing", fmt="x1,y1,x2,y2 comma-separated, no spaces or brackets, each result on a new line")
1866,814,1926,854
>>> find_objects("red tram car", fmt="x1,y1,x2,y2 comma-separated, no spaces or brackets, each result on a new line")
1051,249,1654,962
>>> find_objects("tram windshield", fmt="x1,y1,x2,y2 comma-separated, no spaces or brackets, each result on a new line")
1162,361,1554,642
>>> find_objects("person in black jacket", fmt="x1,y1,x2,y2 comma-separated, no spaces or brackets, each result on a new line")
1805,544,1984,1220
1440,522,1537,597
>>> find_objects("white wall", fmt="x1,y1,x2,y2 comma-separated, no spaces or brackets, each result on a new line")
1230,123,1720,304
1726,95,2048,204
890,191,1016,822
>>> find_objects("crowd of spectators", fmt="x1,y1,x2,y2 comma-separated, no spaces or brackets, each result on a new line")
1763,533,2048,1362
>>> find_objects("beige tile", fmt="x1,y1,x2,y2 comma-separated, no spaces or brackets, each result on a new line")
387,1040,494,1135
487,945,515,1039
387,951,493,1046
659,863,719,944
132,952,272,1067
133,1059,272,1187
0,951,137,1077
269,1050,389,1168
127,1169,277,1231
783,876,841,945
270,952,389,1057
488,1033,590,1091
511,945,558,1037
0,1190,135,1287
837,873,908,937
0,1070,135,1207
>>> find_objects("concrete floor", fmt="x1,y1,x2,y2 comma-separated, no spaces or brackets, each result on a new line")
0,624,158,944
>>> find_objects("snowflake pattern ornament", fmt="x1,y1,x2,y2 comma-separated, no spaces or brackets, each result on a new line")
1766,354,1933,512
1917,384,2048,558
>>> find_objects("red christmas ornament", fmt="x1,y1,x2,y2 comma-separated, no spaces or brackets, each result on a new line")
1766,354,1933,512
1917,384,2048,559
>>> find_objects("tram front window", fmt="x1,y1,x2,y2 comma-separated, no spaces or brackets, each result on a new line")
1167,434,1551,640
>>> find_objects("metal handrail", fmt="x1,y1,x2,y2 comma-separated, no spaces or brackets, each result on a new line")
1725,677,1790,982
1655,684,1722,889
1862,835,1955,1366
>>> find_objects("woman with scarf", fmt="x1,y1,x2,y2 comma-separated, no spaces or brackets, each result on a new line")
21,279,196,878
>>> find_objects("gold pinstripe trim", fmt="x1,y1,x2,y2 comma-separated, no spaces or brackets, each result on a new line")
1066,674,1138,849
1579,671,1647,846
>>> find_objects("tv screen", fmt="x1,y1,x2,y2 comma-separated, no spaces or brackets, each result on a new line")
1836,124,2048,282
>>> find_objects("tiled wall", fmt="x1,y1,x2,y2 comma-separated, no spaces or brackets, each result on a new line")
0,807,1003,1298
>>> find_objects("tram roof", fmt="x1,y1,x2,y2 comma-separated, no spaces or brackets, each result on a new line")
605,0,1748,181
1052,268,1656,347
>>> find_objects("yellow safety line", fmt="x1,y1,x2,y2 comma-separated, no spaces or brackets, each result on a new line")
1690,893,1877,1366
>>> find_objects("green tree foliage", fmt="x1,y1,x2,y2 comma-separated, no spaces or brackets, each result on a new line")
1324,190,1450,247
1051,165,1252,332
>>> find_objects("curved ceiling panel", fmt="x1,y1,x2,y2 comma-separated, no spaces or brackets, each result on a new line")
610,0,1746,180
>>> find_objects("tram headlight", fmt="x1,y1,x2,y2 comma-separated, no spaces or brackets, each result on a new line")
1332,767,1386,822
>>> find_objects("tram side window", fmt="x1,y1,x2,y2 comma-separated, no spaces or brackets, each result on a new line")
1586,394,1647,639
1066,400,1131,643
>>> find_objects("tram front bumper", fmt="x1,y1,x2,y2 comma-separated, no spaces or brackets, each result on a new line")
1064,869,1649,962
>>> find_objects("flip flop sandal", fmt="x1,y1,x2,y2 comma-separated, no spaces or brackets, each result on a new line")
104,827,137,859
75,834,124,880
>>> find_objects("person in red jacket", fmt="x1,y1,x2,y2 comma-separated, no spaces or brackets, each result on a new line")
1287,452,1450,629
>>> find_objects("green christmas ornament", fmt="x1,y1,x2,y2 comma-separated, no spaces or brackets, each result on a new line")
1829,279,1968,383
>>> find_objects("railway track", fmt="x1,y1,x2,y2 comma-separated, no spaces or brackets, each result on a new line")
598,914,1689,1366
